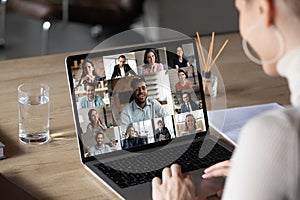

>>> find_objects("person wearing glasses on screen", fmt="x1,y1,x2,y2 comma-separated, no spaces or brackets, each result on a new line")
120,76,167,129
180,92,199,113
152,0,300,199
111,55,136,79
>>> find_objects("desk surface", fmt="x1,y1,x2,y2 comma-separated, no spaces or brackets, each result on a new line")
0,33,290,199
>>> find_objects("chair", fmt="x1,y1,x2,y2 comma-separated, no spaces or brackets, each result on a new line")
5,0,144,54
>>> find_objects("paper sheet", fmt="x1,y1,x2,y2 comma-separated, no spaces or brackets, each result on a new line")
208,103,284,145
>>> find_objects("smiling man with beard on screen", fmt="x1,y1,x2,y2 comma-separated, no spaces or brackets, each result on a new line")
120,76,167,130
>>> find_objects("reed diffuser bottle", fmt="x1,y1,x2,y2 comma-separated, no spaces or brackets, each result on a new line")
195,31,228,98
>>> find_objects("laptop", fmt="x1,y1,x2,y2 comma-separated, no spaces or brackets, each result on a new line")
65,37,234,199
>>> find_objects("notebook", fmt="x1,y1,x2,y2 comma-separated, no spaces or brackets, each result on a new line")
65,38,234,199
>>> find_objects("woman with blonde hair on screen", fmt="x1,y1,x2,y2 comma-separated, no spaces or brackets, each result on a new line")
184,114,197,135
152,0,300,199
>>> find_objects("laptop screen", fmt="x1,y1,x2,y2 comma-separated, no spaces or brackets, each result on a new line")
66,38,208,160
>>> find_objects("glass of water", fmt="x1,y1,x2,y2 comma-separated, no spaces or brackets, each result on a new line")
18,83,50,144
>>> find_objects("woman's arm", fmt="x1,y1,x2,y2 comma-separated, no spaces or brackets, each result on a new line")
222,111,292,200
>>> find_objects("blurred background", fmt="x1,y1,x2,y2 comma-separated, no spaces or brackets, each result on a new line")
0,0,238,61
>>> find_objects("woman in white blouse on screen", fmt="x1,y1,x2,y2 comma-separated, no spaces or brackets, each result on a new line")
141,49,163,74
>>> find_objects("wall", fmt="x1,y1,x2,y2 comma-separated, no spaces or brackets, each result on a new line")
143,0,238,36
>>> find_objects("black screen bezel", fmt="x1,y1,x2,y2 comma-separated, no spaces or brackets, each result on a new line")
65,38,209,163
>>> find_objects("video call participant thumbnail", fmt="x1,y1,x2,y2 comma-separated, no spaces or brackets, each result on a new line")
122,124,146,149
154,120,171,142
120,76,167,129
79,82,105,109
111,55,136,79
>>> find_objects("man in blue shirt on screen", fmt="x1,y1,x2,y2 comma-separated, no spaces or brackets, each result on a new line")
79,82,105,109
120,76,167,129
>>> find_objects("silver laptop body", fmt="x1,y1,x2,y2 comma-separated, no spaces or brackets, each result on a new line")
65,38,234,199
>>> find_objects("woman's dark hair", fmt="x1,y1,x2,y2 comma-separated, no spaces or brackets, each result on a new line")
81,59,97,77
88,109,97,122
177,69,188,78
88,109,103,128
143,49,160,64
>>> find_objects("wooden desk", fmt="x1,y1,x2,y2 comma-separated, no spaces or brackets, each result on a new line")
0,33,290,199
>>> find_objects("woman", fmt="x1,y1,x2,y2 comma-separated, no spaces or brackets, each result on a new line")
76,59,103,88
142,49,163,74
152,0,300,199
175,69,192,92
174,46,190,69
89,132,111,156
184,114,197,135
86,109,107,136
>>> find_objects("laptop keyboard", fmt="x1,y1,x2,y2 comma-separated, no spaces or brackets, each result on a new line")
95,138,232,189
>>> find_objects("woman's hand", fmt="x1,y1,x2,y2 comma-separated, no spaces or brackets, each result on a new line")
152,164,197,200
150,65,156,72
83,74,94,82
202,160,231,179
201,160,231,199
97,119,104,129
124,133,129,139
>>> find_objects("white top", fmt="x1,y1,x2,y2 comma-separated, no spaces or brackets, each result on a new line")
89,144,111,156
222,107,300,200
120,67,125,77
222,47,300,200
277,47,300,106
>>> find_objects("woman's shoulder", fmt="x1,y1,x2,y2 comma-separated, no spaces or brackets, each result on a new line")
175,82,181,88
241,106,300,141
186,80,192,86
248,106,300,125
157,63,163,70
